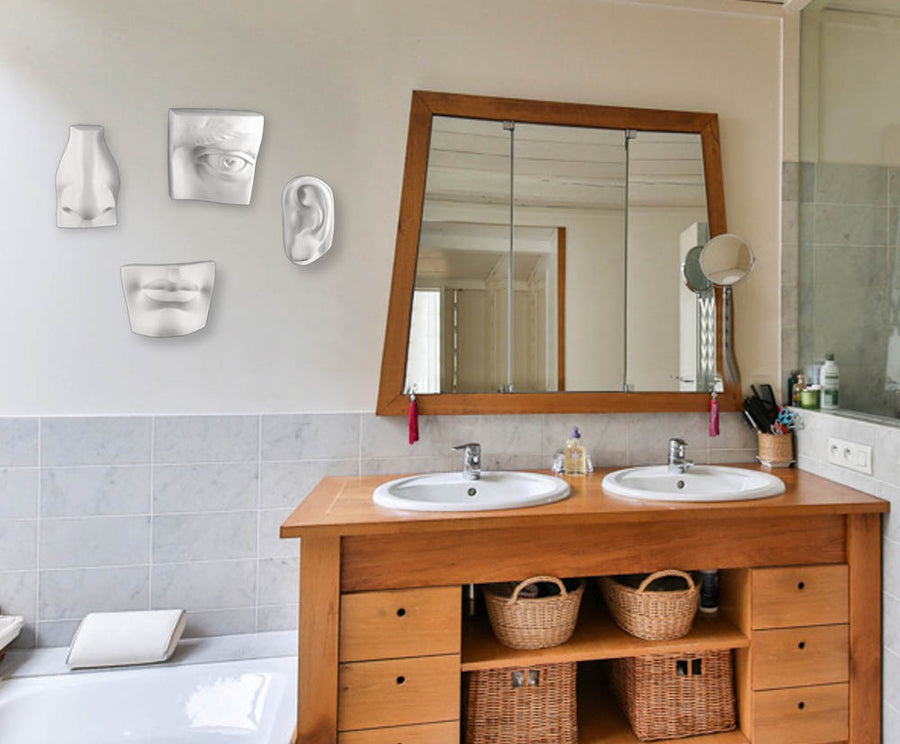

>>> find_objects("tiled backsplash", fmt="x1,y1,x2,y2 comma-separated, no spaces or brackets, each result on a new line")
0,411,755,648
793,408,900,737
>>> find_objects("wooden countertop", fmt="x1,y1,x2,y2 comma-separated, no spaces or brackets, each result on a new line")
280,465,888,539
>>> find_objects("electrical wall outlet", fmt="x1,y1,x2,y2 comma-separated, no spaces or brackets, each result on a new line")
827,437,872,474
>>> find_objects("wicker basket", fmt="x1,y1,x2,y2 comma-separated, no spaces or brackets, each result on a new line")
609,650,736,741
757,432,794,467
466,662,578,744
484,576,584,650
599,570,699,641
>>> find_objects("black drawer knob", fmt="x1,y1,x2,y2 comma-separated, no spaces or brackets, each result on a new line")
396,675,406,685
396,607,407,617
798,701,806,710
798,641,806,650
797,581,806,590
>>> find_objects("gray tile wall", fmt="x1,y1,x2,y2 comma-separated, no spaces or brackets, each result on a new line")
0,411,755,648
794,410,899,740
784,161,900,416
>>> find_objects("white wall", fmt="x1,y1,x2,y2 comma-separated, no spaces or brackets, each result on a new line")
0,0,784,414
801,8,900,165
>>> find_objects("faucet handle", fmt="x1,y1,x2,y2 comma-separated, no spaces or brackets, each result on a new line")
669,438,688,455
452,442,481,457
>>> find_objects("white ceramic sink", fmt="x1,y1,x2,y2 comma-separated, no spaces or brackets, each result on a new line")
602,465,785,502
373,471,571,512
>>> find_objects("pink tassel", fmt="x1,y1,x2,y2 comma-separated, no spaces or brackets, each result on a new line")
709,391,720,437
408,393,419,445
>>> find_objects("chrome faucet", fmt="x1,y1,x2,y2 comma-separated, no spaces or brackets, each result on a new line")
452,442,482,481
667,438,693,474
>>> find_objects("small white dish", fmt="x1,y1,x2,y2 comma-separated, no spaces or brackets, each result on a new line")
755,456,796,469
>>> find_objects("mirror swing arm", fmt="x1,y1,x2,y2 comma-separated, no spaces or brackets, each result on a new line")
377,90,742,416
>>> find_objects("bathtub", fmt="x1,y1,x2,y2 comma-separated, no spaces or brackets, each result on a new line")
0,655,297,743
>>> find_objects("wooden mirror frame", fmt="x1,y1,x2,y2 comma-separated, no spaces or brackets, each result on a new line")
377,91,741,416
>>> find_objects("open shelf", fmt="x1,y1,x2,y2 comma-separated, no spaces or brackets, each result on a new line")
579,687,749,744
462,607,748,672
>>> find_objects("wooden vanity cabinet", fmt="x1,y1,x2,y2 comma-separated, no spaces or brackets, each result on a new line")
722,565,852,744
337,586,462,740
282,468,887,744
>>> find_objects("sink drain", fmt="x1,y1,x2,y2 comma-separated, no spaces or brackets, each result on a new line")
676,480,685,489
467,487,477,496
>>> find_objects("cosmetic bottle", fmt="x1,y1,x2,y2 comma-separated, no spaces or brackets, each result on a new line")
564,427,587,476
699,570,719,613
821,353,840,410
791,373,806,408
786,370,799,406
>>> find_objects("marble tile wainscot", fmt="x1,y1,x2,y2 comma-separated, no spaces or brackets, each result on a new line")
793,407,900,743
0,411,756,649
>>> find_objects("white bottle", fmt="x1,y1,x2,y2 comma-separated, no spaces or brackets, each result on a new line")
821,353,839,410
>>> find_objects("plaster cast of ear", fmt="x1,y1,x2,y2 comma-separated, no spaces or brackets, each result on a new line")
168,109,264,205
282,176,335,265
56,125,120,228
121,261,215,337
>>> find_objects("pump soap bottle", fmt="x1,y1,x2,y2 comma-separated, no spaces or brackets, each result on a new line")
564,427,587,476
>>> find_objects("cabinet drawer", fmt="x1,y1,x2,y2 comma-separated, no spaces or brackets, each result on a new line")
340,586,461,662
338,655,460,731
753,683,848,744
752,565,848,629
752,625,848,689
338,721,459,744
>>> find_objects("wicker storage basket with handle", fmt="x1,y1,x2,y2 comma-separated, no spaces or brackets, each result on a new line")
609,650,737,741
599,569,699,641
465,662,577,744
484,576,584,650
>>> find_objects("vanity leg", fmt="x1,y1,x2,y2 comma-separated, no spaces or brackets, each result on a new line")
298,535,341,744
848,514,881,743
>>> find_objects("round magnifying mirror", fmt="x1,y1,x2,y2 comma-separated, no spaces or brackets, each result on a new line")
699,234,754,286
698,233,753,387
682,245,712,294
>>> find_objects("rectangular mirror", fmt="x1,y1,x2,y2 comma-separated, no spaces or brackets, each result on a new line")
378,91,738,415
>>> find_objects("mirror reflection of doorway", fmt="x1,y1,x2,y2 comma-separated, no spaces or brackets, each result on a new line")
405,224,564,394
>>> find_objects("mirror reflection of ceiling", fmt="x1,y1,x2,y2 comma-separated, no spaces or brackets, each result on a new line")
425,117,706,211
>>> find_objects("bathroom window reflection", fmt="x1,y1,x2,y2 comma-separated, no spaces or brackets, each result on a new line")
406,289,442,394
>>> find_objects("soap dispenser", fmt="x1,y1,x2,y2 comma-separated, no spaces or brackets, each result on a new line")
564,427,587,476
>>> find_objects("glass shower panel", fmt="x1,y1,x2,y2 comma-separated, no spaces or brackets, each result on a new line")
797,1,900,417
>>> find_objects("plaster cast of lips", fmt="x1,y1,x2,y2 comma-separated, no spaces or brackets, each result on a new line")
121,261,215,337
142,279,201,305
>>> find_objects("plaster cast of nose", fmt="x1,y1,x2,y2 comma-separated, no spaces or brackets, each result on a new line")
282,176,335,265
56,125,120,228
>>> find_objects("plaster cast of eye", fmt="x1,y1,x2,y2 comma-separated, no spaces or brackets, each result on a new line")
282,176,335,265
56,125,120,228
121,261,215,337
168,109,264,205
